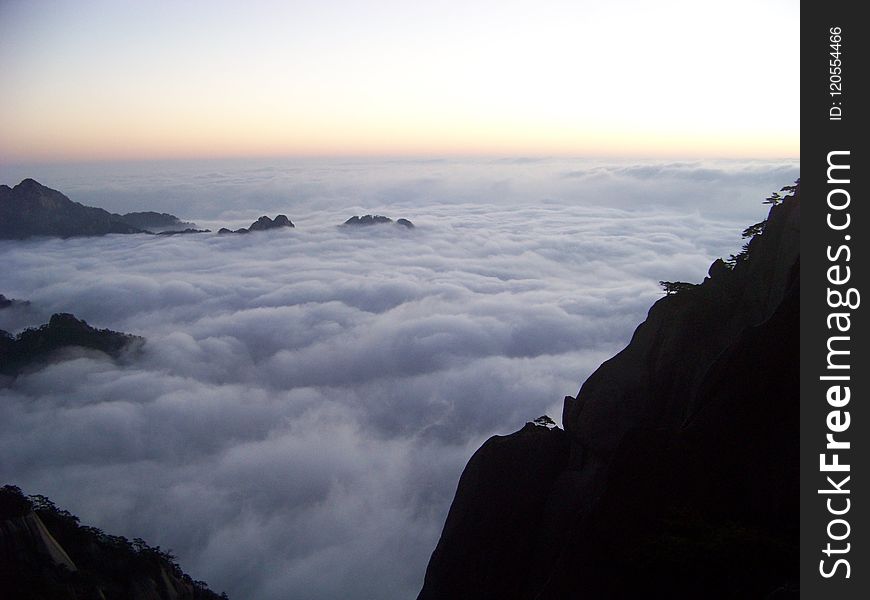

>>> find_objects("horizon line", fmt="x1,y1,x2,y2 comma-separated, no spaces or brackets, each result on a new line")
1,150,801,169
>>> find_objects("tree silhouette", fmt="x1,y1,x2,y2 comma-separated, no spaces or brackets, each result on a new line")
780,178,799,194
741,221,766,239
532,415,556,428
763,192,782,206
659,281,698,295
723,179,799,270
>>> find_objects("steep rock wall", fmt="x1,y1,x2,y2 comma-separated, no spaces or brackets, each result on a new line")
419,187,800,599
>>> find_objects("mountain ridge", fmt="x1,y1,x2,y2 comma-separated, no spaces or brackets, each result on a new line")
0,485,227,599
419,184,800,599
0,179,195,239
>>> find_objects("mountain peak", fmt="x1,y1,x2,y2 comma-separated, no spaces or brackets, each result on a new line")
343,214,415,228
1,178,130,238
0,313,143,377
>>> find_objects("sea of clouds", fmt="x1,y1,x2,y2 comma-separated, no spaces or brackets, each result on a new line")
0,157,798,599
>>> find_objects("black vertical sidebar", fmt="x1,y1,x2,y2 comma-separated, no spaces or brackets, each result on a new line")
801,1,868,598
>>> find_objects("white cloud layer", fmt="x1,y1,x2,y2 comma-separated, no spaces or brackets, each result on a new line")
0,158,798,599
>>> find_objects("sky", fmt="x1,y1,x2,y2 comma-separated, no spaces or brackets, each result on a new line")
0,0,800,596
0,0,799,163
0,159,799,599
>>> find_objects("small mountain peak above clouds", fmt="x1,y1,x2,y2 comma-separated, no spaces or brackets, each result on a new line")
272,214,294,227
0,313,143,378
218,215,295,234
248,214,295,231
343,215,415,228
0,294,30,310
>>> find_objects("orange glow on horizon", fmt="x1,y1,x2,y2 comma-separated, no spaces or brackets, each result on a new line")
0,118,799,164
0,1,799,166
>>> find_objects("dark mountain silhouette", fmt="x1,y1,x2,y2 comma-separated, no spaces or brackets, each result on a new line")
419,184,800,599
217,215,295,234
156,228,211,236
0,294,30,310
118,211,196,232
342,215,414,228
250,214,294,230
0,485,227,599
0,179,146,238
0,179,196,239
0,313,142,377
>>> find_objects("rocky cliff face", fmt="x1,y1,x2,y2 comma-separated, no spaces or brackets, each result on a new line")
419,187,800,599
0,512,78,575
0,485,226,600
564,191,799,458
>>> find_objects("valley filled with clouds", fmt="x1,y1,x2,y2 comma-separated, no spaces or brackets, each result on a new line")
0,158,798,599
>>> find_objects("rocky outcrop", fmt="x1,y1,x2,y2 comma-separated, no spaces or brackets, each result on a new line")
0,179,197,239
0,313,142,377
420,423,569,600
0,485,226,599
0,512,78,574
419,186,800,598
249,215,293,230
218,215,294,234
342,215,414,228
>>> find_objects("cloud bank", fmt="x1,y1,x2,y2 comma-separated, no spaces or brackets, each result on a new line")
0,158,798,599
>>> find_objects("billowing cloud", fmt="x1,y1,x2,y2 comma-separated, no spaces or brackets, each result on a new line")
0,158,797,599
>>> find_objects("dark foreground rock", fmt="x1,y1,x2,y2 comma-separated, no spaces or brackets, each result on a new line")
420,423,569,600
419,185,800,599
0,313,142,377
0,485,227,600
